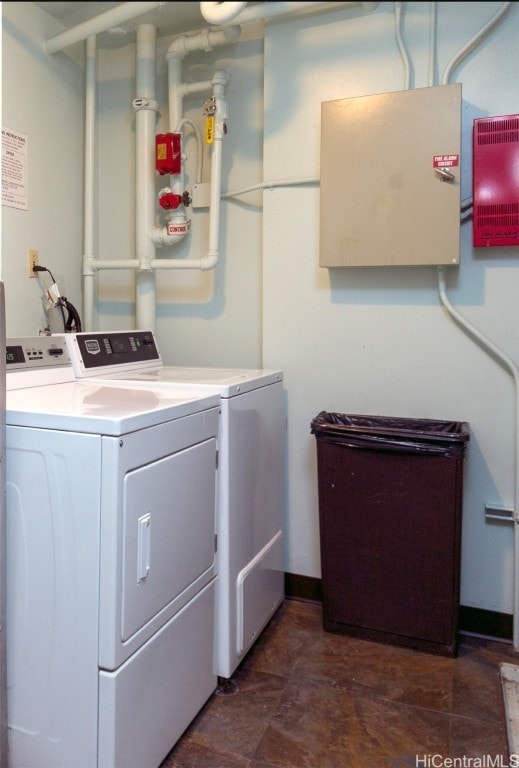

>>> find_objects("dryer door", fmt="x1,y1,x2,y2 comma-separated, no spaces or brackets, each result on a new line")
121,435,217,642
98,407,219,671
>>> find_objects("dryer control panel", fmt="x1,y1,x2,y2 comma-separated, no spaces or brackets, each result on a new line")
64,331,162,378
6,335,69,371
6,336,74,390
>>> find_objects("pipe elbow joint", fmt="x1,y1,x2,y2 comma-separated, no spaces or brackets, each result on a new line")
200,2,247,25
201,251,219,271
166,26,240,59
152,221,191,248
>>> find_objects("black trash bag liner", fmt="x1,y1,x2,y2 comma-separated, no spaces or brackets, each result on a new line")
310,411,470,457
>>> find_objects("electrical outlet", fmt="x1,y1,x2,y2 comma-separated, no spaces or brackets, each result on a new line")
27,248,38,277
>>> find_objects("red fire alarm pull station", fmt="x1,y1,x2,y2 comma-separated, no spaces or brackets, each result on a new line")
155,133,181,175
472,114,519,247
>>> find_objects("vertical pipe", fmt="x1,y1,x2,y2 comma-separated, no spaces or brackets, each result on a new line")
83,35,97,331
135,24,158,331
438,268,519,651
428,2,436,88
167,54,187,219
437,1,516,649
206,71,229,267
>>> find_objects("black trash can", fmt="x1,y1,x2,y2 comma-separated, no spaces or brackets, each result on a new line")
310,412,470,657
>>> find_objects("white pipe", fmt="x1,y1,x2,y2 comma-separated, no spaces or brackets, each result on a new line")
163,54,189,239
167,27,241,58
206,70,228,269
438,269,519,651
149,257,217,271
92,260,140,270
152,29,239,255
161,28,240,250
44,1,165,54
82,256,218,272
428,2,436,88
82,36,97,332
199,2,247,25
175,118,203,184
221,177,319,199
134,24,158,331
153,68,230,265
180,80,215,97
200,1,378,26
437,0,517,650
393,2,410,90
441,2,512,85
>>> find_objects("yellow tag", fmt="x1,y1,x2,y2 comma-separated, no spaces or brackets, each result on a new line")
205,116,214,145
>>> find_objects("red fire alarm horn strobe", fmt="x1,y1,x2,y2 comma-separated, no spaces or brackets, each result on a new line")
472,114,519,247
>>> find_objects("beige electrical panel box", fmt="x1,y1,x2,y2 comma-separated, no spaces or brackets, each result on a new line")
320,83,462,267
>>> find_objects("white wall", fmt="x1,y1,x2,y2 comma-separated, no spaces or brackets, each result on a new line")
1,2,84,335
262,2,519,614
2,1,519,617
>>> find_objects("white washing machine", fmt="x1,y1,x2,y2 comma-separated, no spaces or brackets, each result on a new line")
6,335,221,768
63,330,285,679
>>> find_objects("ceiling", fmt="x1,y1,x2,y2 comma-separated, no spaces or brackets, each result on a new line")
32,2,362,52
33,2,225,48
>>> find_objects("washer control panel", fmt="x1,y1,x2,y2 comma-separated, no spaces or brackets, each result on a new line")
64,331,162,377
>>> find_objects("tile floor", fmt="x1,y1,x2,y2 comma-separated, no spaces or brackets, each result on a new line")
161,598,519,768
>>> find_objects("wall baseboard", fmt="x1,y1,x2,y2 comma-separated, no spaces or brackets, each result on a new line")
284,572,322,603
284,573,513,643
458,605,513,641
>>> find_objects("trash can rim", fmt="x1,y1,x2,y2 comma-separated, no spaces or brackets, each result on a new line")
310,411,470,443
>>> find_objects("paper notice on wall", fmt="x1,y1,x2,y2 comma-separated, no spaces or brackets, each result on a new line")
2,127,28,210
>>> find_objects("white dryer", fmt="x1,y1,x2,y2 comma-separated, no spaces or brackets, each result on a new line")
6,335,221,768
64,330,285,679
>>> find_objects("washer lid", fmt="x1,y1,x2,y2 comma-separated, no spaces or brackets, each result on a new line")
6,381,220,435
81,366,283,397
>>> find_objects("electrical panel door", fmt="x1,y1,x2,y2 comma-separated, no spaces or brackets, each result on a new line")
320,83,462,267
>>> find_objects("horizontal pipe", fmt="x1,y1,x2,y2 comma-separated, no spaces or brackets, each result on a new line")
89,257,220,272
201,1,378,27
44,1,164,54
438,267,519,651
150,256,218,271
93,260,140,270
166,26,241,58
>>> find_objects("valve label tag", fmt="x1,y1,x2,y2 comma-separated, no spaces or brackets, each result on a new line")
205,116,214,145
167,221,191,236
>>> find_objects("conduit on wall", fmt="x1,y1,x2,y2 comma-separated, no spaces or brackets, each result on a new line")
432,2,519,650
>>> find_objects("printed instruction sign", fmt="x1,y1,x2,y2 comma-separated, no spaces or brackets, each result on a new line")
2,127,28,210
